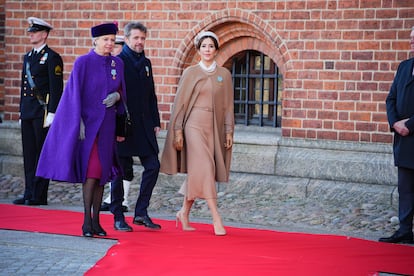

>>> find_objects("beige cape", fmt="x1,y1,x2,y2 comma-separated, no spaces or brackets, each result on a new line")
160,64,234,182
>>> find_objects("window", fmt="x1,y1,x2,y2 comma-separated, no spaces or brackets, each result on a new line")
229,51,282,127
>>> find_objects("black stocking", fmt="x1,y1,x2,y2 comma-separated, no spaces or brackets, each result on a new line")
92,183,104,231
82,178,96,232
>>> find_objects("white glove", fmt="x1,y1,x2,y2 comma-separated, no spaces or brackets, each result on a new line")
79,119,85,140
102,92,120,108
43,113,55,128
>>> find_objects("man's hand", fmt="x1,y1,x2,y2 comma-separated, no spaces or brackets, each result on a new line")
102,92,120,108
393,119,409,136
43,113,55,128
173,130,184,151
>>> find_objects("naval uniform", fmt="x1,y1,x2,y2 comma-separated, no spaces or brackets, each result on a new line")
19,45,63,204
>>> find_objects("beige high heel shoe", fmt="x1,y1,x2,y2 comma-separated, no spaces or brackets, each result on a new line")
176,210,196,231
213,220,226,236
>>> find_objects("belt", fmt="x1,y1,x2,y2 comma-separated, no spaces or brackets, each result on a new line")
193,106,213,112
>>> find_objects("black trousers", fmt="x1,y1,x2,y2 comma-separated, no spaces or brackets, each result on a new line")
21,118,49,203
110,154,160,221
397,167,414,233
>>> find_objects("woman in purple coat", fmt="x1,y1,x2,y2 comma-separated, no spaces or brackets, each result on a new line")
36,23,127,237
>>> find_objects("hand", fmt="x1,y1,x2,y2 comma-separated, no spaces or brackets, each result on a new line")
43,113,55,128
116,136,125,142
102,92,120,108
79,119,85,140
154,126,160,136
173,130,184,151
393,119,409,136
224,133,233,150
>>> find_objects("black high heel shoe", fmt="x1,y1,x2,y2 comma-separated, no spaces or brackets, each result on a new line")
92,224,107,237
82,224,93,238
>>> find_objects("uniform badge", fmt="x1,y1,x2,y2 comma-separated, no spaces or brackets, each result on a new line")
217,76,223,83
39,52,48,64
54,65,62,76
145,66,149,77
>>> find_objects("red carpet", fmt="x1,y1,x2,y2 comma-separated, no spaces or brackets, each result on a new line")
1,204,414,275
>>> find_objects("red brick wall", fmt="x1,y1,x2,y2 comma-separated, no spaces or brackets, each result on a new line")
2,0,414,143
0,0,4,120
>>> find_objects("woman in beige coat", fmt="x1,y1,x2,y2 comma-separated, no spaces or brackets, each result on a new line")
160,31,234,235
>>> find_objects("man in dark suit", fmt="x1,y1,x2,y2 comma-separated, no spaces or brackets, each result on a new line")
13,17,63,206
380,26,414,244
109,21,161,231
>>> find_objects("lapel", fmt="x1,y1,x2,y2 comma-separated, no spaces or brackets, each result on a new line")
406,58,414,87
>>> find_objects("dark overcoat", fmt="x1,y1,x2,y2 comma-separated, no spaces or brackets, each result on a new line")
386,57,414,169
117,45,160,157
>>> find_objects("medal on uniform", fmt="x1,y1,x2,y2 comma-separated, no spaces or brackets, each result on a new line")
111,59,116,79
145,66,149,77
217,76,223,82
39,52,48,64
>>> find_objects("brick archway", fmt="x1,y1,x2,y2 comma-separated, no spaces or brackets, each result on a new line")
172,9,291,81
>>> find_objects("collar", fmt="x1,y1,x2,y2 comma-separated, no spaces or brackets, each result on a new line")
123,44,145,58
199,61,217,73
33,44,46,53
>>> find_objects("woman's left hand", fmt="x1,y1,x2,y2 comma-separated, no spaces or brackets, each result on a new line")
224,133,233,150
116,136,125,142
103,92,120,108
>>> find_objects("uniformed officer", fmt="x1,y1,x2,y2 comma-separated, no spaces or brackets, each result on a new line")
13,17,64,205
112,35,125,56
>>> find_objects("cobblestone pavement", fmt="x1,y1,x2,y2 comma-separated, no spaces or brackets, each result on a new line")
0,230,116,275
0,173,400,241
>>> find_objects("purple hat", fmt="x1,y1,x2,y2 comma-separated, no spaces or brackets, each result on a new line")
91,23,118,38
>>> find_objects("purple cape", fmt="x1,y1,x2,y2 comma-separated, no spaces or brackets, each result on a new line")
36,50,126,185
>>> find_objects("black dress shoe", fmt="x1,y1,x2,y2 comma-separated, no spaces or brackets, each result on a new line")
101,203,128,212
114,220,133,232
100,202,110,211
82,225,93,238
25,199,48,206
13,197,26,205
133,215,161,230
379,231,413,244
83,230,93,238
92,226,107,237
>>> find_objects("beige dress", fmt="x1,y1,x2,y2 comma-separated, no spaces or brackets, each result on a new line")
178,75,216,200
